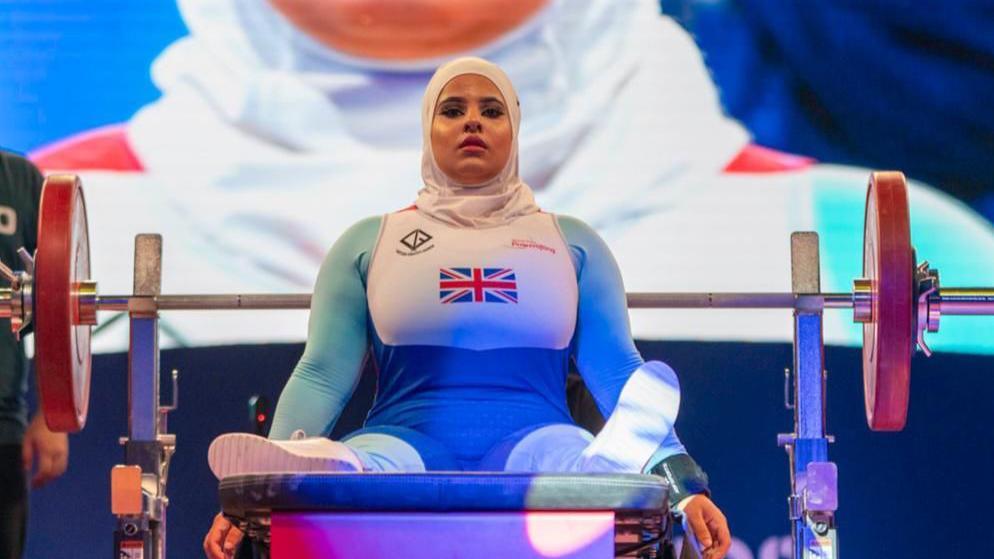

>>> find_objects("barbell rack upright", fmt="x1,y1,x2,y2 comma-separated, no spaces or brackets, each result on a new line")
781,232,838,559
115,234,174,559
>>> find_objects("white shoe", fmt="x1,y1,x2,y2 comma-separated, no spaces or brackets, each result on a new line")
207,430,363,479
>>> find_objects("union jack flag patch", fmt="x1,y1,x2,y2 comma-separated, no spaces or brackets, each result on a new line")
439,267,518,304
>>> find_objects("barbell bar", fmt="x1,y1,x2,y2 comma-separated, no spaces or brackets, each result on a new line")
2,173,993,433
50,289,994,313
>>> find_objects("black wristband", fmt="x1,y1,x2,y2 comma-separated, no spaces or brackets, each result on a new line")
647,453,710,508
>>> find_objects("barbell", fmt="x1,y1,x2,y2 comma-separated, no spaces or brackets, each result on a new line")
2,173,993,433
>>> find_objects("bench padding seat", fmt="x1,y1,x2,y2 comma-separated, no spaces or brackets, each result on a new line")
220,472,670,518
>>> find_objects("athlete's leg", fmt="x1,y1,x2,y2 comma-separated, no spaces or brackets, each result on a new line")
343,426,461,472
481,362,681,473
478,423,593,472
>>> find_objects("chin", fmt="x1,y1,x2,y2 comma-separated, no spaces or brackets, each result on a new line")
452,166,499,185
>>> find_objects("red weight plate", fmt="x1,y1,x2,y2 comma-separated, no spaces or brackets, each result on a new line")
35,175,92,432
862,172,913,431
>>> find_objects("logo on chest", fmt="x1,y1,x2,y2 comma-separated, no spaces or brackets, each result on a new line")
511,239,556,254
439,267,518,304
397,228,435,256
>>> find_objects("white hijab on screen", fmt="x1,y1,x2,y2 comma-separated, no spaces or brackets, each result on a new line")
415,57,539,228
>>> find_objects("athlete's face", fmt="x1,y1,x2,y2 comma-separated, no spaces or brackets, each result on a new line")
266,0,549,60
430,74,513,186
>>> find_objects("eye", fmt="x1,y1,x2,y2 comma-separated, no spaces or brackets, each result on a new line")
482,107,505,118
439,106,464,118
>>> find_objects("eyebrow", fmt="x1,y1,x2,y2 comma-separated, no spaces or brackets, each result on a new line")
438,96,506,106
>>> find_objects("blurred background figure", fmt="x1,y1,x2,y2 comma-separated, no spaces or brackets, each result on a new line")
0,151,69,559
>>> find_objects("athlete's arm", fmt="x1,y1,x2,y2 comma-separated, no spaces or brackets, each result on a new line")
557,214,709,471
557,215,728,556
269,216,382,439
557,215,687,454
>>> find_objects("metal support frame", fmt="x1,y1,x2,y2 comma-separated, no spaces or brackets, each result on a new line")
115,235,177,559
778,233,838,559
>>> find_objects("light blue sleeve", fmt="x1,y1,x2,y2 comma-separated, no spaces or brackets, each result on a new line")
556,215,687,462
269,216,382,440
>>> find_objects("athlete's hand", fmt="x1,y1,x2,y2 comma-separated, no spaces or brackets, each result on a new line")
681,494,731,558
21,411,69,488
204,513,243,559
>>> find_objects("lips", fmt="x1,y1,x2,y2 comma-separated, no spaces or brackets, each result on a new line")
459,136,487,149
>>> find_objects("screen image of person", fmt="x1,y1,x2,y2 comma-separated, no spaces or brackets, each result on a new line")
30,0,994,354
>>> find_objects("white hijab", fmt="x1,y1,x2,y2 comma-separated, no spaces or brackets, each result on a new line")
415,57,539,228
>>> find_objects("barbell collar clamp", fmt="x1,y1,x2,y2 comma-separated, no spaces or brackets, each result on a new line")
852,279,873,323
74,280,98,326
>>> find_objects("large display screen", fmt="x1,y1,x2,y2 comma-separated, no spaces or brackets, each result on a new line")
3,0,993,353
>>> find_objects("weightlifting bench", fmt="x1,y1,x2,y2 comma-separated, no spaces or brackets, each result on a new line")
220,472,675,559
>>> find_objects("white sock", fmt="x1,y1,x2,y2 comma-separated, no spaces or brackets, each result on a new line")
579,361,681,472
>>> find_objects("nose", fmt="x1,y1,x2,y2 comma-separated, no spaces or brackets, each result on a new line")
464,119,482,133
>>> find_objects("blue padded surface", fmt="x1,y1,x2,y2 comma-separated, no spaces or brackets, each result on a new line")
220,473,669,518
